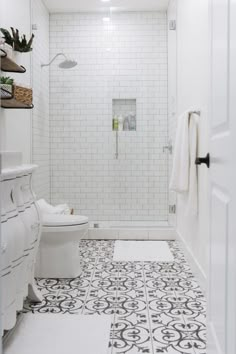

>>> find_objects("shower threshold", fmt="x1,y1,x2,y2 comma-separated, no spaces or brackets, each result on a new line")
88,221,176,241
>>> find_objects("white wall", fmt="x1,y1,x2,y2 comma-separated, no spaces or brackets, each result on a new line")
0,0,32,163
175,0,210,280
50,12,169,223
0,0,50,199
31,0,50,200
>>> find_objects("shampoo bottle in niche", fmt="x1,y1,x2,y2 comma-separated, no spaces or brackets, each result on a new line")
129,112,136,131
113,116,119,131
123,116,130,131
118,115,123,131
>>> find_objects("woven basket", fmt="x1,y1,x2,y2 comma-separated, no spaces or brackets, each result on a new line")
14,85,32,105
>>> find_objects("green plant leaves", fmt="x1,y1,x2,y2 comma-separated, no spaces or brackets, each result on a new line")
0,27,34,52
0,28,13,46
0,76,14,85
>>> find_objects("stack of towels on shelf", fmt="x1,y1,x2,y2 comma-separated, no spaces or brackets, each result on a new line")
37,199,72,215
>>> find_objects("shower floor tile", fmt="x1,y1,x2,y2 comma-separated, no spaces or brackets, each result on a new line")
24,240,206,354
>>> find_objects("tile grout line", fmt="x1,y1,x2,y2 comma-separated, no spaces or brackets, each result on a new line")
173,269,202,354
110,241,116,354
142,262,155,354
177,293,196,354
81,241,101,314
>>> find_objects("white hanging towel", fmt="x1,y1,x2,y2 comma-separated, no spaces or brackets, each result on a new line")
169,111,190,192
170,111,199,215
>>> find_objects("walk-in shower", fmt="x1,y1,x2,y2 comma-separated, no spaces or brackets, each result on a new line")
32,7,176,239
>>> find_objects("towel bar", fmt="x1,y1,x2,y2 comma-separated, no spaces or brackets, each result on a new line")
190,111,201,115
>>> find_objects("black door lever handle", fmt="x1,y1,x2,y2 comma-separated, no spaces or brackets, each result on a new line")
195,153,210,168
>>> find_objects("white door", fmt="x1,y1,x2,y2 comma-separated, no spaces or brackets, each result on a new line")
208,0,236,353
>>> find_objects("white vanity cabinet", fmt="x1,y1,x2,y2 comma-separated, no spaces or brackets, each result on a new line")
1,165,42,333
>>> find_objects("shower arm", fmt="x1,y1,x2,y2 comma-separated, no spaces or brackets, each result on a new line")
41,53,67,67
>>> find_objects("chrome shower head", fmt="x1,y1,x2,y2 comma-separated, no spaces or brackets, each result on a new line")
41,53,77,69
59,59,77,69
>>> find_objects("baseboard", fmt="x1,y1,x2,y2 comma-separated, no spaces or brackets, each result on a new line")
87,228,177,241
177,231,207,294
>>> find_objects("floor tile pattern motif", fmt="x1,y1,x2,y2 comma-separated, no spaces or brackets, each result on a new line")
24,241,206,354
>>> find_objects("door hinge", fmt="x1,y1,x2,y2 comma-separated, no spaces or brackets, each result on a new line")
169,204,176,214
169,20,176,31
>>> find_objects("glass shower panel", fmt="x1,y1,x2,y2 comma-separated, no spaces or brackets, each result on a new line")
97,12,169,226
49,12,169,226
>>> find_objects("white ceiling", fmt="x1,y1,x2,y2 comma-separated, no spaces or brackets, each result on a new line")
43,0,169,13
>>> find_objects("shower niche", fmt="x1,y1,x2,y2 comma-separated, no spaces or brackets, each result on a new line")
112,99,136,131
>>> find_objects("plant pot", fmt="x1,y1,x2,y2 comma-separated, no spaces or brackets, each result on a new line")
12,50,30,69
1,43,13,59
12,50,21,64
0,83,13,94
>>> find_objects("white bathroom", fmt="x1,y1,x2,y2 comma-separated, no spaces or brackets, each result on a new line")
0,0,235,353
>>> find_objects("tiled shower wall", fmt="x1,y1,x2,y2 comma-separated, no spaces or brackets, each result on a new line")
50,12,168,222
32,0,50,200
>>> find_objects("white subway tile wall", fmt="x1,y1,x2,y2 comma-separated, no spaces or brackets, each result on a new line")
32,0,50,200
50,12,168,222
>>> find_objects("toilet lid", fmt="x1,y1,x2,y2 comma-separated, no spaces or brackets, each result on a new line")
42,214,89,227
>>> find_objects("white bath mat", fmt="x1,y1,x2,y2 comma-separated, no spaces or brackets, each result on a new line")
4,314,111,354
113,241,174,262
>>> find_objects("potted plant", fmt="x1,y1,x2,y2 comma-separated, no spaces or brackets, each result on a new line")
0,27,34,53
0,76,14,94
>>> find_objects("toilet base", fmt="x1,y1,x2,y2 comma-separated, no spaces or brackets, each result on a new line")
28,280,44,302
36,241,83,278
36,260,82,279
35,227,88,278
36,267,83,279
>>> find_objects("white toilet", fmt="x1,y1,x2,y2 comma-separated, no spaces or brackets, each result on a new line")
36,214,89,278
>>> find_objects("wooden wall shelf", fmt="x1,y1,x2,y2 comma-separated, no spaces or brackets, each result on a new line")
1,88,33,109
0,51,33,109
1,98,34,109
0,49,26,73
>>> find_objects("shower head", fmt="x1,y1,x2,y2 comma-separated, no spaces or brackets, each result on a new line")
41,53,77,69
59,59,77,69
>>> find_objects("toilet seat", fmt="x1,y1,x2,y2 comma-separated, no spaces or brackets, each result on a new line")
42,214,89,233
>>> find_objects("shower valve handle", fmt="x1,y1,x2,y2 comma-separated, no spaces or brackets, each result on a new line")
163,144,173,154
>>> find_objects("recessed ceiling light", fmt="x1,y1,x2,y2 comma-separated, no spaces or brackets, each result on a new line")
103,17,111,22
101,0,111,2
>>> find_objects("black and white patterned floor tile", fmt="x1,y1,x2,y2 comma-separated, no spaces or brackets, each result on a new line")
24,240,206,354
